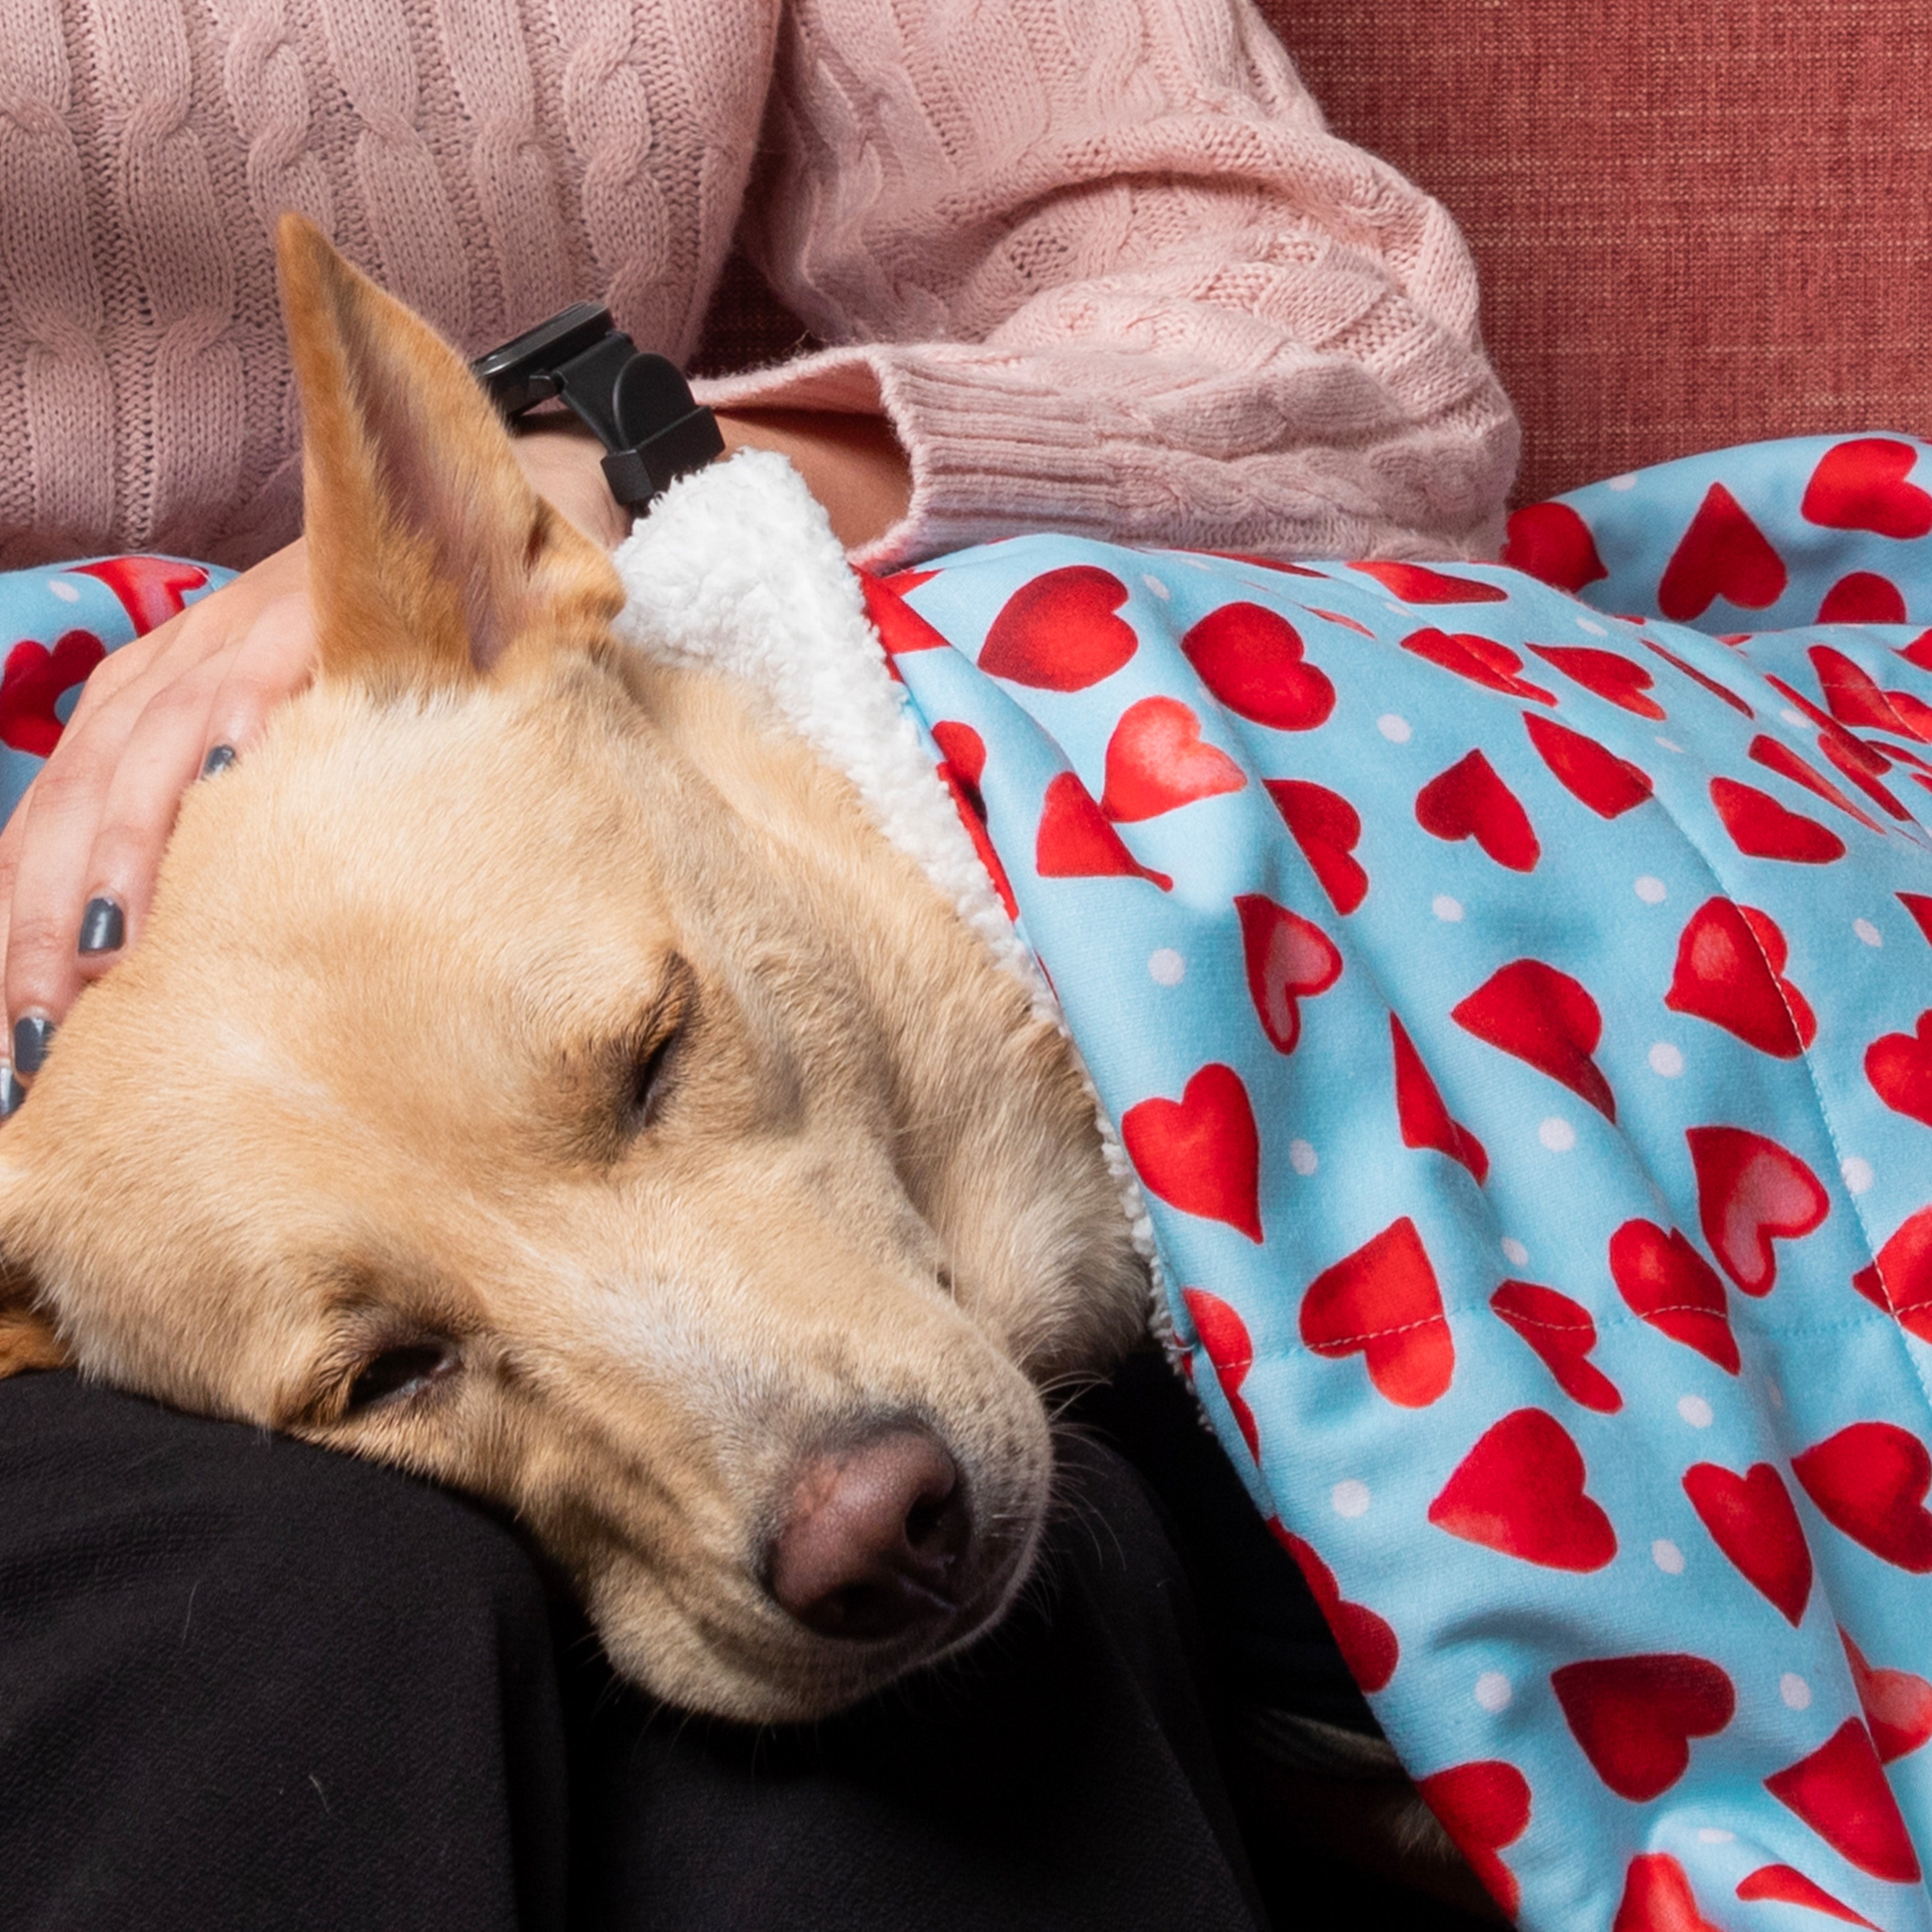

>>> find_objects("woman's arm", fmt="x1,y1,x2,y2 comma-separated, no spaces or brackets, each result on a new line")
706,0,1518,570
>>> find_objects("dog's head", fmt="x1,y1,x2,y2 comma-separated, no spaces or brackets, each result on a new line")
0,222,1145,1720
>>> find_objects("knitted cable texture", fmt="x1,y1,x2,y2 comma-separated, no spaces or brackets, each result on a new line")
0,0,1516,570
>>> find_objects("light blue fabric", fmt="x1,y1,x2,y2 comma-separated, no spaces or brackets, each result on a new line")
870,438,1932,1931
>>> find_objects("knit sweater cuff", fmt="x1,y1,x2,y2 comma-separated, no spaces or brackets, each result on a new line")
695,342,1514,572
695,346,1128,574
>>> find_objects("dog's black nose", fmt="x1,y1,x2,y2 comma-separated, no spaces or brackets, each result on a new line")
767,1426,971,1641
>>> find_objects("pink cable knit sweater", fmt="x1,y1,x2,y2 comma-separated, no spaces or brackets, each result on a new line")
0,0,1518,573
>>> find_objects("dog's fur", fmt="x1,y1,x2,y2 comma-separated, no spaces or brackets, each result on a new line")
0,221,1149,1722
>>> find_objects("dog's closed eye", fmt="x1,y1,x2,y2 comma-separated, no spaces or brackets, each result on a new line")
345,1339,460,1414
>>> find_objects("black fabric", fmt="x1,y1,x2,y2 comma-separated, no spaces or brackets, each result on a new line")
0,1371,1270,1932
0,1372,569,1932
1075,1350,1378,1735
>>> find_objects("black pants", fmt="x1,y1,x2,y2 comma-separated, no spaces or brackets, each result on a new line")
0,1371,1273,1932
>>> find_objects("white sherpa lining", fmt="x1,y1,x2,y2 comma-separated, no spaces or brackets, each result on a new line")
610,450,1170,1341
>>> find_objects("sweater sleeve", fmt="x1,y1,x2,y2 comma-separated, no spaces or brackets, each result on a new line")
693,0,1520,571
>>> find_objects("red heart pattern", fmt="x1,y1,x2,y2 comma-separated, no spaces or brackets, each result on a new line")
1665,897,1816,1057
0,629,107,756
67,554,207,634
1122,1064,1263,1242
1820,572,1908,625
1183,1287,1260,1460
1490,1279,1621,1412
1607,1220,1739,1372
1503,499,1609,592
1659,483,1789,620
1034,770,1172,889
1793,1422,1932,1572
1803,438,1932,539
1353,559,1509,604
1866,1010,1932,1128
1099,696,1246,821
1270,1524,1399,1692
1390,1015,1488,1183
1764,1720,1921,1884
1453,957,1616,1117
1429,1407,1617,1569
1688,1125,1829,1293
1180,601,1335,730
1300,1217,1454,1407
1748,734,1883,832
1552,1654,1735,1800
1403,627,1556,704
1681,1461,1813,1624
1522,711,1654,817
1615,1854,1725,1932
1416,1761,1531,1917
1842,1629,1932,1765
1236,895,1341,1054
1264,778,1368,913
1851,1206,1932,1343
1415,749,1539,871
1735,1864,1880,1930
1710,777,1847,863
1527,643,1666,718
978,565,1136,688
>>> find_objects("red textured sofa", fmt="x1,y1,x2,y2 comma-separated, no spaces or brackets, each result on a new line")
696,0,1931,516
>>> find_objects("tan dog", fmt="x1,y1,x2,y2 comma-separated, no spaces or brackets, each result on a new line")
0,219,1147,1723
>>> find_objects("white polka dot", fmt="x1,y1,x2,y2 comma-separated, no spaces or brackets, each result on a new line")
1781,708,1813,730
1654,736,1685,753
1678,1393,1715,1428
1843,1156,1875,1195
1140,573,1170,600
1855,918,1884,948
1385,602,1409,618
1781,1673,1813,1711
1331,1478,1371,1519
1765,1378,1786,1411
1378,713,1412,743
1576,617,1607,637
1148,947,1186,986
1501,1237,1530,1267
1606,473,1639,492
1289,1138,1319,1177
1635,875,1668,904
1474,1671,1513,1712
1696,1828,1736,1846
1178,555,1214,571
1652,1538,1686,1574
1538,1117,1577,1152
1649,1042,1686,1078
1433,894,1464,923
46,577,80,602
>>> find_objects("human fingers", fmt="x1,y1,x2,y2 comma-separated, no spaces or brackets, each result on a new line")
73,592,316,982
0,542,311,1076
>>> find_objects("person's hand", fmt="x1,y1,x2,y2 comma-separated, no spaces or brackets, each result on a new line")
0,541,317,1100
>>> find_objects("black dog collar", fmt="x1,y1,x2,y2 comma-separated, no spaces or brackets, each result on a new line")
472,303,724,513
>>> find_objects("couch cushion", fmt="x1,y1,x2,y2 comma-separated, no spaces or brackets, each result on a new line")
1264,0,1932,504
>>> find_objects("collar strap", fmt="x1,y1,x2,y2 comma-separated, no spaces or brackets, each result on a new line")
471,303,724,512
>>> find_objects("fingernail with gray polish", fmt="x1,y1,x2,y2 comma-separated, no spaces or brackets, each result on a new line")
0,1065,23,1119
78,896,124,956
201,744,237,779
13,1015,54,1078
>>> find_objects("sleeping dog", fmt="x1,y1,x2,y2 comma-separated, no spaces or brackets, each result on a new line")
0,219,1153,1725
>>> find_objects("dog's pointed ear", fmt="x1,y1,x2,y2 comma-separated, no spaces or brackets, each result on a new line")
277,213,624,695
